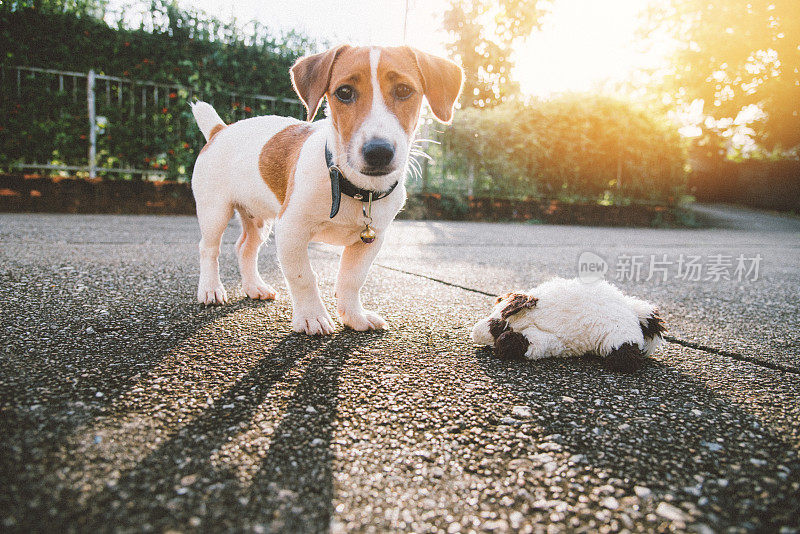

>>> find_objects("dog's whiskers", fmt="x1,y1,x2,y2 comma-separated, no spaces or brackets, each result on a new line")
409,148,434,163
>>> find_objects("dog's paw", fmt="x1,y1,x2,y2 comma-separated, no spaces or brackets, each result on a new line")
243,281,277,300
198,283,228,305
340,309,387,331
292,308,336,336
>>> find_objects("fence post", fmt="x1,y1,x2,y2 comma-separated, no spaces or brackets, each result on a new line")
87,69,97,178
421,157,429,193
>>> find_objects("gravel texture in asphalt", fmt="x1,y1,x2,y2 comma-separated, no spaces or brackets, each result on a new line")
1,210,798,533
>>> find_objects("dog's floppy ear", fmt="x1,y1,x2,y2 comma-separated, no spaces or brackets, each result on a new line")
410,48,463,124
500,293,538,319
291,45,350,122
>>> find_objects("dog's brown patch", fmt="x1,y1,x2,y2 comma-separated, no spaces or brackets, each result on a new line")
495,331,529,360
258,123,314,210
604,342,645,373
291,45,351,122
500,293,538,320
199,123,227,155
290,45,462,170
376,47,425,135
407,47,463,123
326,47,373,150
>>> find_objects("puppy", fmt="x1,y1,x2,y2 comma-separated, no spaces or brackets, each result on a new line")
471,278,666,372
189,46,463,334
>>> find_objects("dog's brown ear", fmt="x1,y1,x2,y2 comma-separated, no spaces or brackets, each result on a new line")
500,293,538,320
291,45,350,122
410,48,463,123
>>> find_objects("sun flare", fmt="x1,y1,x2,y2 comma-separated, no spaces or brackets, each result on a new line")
513,0,666,97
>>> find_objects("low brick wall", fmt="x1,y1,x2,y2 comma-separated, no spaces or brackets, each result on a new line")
0,174,195,214
401,194,682,227
0,174,684,227
689,158,800,213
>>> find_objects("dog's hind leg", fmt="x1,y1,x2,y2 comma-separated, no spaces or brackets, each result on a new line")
196,202,233,305
235,210,276,300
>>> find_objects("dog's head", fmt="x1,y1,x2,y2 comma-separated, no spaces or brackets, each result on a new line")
470,292,538,347
291,45,463,191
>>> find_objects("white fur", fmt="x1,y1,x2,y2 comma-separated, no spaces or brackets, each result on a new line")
189,101,225,140
189,50,419,334
471,278,665,359
333,47,410,193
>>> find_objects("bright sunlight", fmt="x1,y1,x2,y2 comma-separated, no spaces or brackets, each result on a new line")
513,0,664,97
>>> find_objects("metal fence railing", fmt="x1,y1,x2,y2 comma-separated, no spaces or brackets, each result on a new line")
0,65,304,180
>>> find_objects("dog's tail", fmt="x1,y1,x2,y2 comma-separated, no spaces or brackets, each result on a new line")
190,101,225,141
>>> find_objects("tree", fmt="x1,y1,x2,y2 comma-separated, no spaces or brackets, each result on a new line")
442,0,547,108
0,0,108,18
649,0,800,154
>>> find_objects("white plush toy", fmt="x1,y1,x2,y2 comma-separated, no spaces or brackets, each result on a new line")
471,278,666,372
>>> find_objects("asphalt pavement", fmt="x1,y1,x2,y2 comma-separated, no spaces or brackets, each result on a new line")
1,207,798,533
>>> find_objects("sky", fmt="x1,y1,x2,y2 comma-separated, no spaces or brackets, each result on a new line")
115,0,668,98
514,0,669,96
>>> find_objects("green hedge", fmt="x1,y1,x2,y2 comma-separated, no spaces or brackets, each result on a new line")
0,4,309,178
428,96,687,204
0,5,307,95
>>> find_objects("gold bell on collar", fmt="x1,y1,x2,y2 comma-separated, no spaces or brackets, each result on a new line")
360,192,376,244
360,225,377,244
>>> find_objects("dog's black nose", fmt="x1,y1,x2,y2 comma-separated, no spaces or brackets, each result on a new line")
362,139,394,168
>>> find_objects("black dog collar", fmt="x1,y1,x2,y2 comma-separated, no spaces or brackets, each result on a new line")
325,143,398,218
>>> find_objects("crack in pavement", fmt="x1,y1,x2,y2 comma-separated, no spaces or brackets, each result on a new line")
661,335,800,375
370,261,800,376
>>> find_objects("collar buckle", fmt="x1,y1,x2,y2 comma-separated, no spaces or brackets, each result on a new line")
326,142,399,219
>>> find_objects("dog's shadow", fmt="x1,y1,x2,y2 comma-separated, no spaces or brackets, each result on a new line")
54,329,387,533
475,347,800,530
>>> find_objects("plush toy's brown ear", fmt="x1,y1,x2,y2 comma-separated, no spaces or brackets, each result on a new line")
488,318,511,339
410,48,463,123
290,45,350,122
494,293,512,305
500,293,538,320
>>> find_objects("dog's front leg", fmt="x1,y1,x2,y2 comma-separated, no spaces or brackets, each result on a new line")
275,223,335,335
335,235,388,331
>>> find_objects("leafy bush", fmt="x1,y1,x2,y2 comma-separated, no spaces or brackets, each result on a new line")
0,3,310,179
0,4,309,94
430,95,687,204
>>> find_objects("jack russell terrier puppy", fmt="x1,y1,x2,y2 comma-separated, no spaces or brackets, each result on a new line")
189,45,463,335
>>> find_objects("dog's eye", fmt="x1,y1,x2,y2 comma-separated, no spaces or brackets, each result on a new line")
393,84,414,100
334,85,356,103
